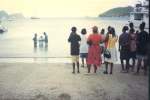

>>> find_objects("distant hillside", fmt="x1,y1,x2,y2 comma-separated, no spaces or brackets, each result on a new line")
0,10,25,20
99,6,134,17
0,10,9,19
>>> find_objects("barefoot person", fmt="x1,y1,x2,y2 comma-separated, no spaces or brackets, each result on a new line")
100,28,106,64
104,27,118,74
119,26,130,73
136,22,149,75
68,27,81,74
128,28,137,72
80,28,88,67
87,26,102,73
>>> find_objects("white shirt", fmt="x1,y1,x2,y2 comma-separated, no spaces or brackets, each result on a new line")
80,35,88,53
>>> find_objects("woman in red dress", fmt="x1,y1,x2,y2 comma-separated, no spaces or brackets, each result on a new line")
87,26,102,73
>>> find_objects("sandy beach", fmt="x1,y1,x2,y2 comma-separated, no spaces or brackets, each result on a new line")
0,63,148,100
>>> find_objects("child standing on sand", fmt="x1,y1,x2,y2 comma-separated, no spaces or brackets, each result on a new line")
68,27,81,74
80,28,88,67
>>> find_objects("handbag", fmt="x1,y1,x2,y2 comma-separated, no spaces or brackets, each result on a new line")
104,49,111,58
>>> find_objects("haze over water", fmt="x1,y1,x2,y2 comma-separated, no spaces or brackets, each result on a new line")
0,18,128,63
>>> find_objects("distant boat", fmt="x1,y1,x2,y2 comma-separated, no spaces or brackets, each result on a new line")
0,25,7,33
30,17,40,19
129,0,149,29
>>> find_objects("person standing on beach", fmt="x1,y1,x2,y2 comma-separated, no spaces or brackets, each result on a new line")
104,27,118,74
100,28,106,63
128,28,137,72
33,33,38,48
119,26,130,73
80,28,88,67
87,26,102,73
136,22,149,75
68,27,81,74
43,32,48,47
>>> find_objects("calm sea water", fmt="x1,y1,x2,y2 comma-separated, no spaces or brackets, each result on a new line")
0,18,128,63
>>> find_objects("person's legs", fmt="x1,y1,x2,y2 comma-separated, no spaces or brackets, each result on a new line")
77,61,80,73
136,58,142,74
131,58,136,72
120,59,125,71
72,63,75,74
104,62,108,74
81,58,84,67
126,59,130,73
87,64,91,73
110,63,113,74
94,65,97,73
144,58,147,75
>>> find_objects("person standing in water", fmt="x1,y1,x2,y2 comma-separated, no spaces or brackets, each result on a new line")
43,32,48,47
39,36,44,48
68,27,81,74
33,33,38,48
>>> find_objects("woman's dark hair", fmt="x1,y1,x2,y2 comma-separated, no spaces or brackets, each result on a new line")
111,27,116,37
107,26,111,33
101,28,105,35
92,26,98,33
122,26,129,32
81,28,87,35
129,22,134,29
139,22,145,30
71,27,77,32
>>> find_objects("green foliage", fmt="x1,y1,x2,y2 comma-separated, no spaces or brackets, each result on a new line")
99,6,134,17
0,10,9,19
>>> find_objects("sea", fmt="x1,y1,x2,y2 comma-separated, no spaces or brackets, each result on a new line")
0,17,129,63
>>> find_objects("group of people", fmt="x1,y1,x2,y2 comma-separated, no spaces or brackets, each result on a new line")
119,22,149,75
68,22,149,75
33,32,48,48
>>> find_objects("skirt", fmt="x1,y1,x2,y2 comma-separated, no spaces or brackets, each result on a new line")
87,45,102,66
105,47,117,63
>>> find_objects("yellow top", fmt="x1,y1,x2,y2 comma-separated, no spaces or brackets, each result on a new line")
107,34,118,49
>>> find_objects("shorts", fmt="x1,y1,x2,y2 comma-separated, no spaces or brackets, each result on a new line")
72,56,79,63
80,53,88,58
136,54,147,60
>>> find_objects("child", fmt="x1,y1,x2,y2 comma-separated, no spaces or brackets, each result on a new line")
80,28,88,67
39,36,44,47
68,27,81,73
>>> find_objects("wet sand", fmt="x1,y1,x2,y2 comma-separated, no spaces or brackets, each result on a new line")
0,63,148,100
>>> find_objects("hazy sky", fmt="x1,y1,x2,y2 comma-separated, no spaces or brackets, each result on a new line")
0,0,138,17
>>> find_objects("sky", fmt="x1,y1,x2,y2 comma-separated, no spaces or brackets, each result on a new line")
0,0,138,17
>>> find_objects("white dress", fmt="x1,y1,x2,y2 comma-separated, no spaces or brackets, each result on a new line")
79,35,88,54
105,34,118,63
